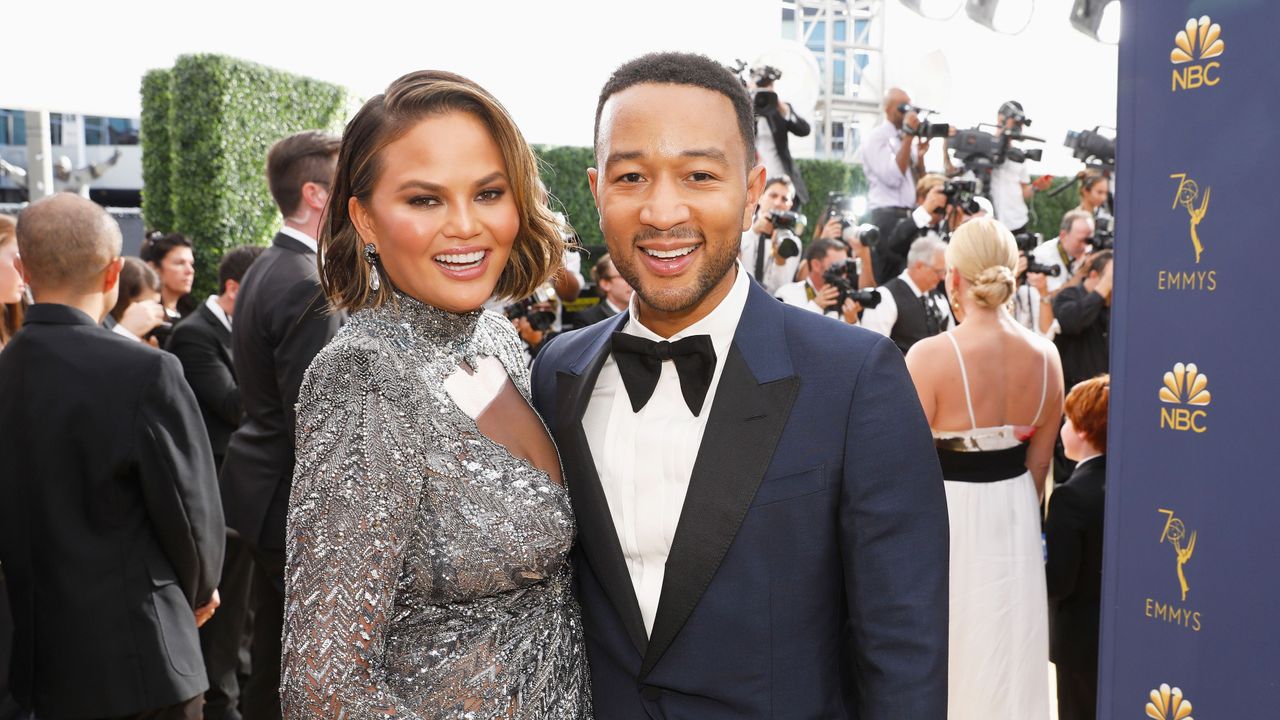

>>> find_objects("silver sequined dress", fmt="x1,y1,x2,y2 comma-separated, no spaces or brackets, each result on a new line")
281,294,591,719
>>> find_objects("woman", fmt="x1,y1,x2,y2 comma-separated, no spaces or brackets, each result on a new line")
906,217,1064,719
107,257,167,346
281,71,590,718
139,231,197,319
1075,172,1110,217
1045,375,1109,720
0,214,23,349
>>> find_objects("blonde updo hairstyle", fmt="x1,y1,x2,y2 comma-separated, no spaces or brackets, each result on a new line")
945,217,1019,310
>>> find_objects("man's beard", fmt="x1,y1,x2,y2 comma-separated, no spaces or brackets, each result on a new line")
611,227,739,315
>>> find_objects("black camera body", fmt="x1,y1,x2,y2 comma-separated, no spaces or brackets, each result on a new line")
768,210,804,259
503,285,558,332
942,179,982,215
1013,231,1043,254
751,65,783,86
1090,214,1116,250
1065,127,1116,167
821,259,882,313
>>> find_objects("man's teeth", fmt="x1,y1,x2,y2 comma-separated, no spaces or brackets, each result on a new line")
435,251,485,265
642,246,696,259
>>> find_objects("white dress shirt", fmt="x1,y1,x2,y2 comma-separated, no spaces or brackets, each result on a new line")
859,270,954,339
204,295,232,332
740,230,800,294
582,264,751,636
1029,238,1076,293
989,160,1032,230
755,116,787,180
278,225,318,254
860,120,917,210
775,279,824,315
112,322,143,342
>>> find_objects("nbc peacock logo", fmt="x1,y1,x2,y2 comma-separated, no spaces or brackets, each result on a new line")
1146,683,1194,720
1159,362,1209,433
1171,16,1224,92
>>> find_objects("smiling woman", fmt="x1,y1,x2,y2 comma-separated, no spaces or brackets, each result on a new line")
283,70,590,719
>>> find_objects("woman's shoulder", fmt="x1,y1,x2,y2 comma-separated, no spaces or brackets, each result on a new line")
300,320,414,399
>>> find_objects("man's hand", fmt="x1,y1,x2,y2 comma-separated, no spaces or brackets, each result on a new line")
841,297,862,325
1095,258,1115,302
1032,174,1054,192
903,110,920,133
777,97,789,116
917,138,932,157
922,185,948,215
1027,272,1049,296
513,316,545,348
119,299,166,339
195,589,220,628
815,284,841,311
751,212,775,236
819,217,843,241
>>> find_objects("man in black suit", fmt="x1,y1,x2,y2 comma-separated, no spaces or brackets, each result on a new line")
573,253,632,327
166,244,263,720
219,131,341,719
0,193,223,720
1045,375,1110,720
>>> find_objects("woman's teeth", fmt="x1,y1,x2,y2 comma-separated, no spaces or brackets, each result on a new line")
642,246,696,259
435,250,485,268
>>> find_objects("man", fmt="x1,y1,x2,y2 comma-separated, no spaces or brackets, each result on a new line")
775,237,860,324
878,173,946,283
166,244,263,720
1032,209,1094,294
860,87,930,239
739,175,803,294
752,72,811,209
0,193,223,720
531,52,948,718
220,130,342,719
576,253,633,326
945,101,1049,233
860,236,953,354
1051,250,1113,485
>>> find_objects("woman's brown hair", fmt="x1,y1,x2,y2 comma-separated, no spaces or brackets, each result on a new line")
1065,374,1110,453
1077,172,1108,203
109,257,160,323
319,70,566,312
0,213,22,344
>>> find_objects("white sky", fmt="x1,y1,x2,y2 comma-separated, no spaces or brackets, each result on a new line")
7,0,1117,174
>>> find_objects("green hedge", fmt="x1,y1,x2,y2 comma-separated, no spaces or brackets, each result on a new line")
1026,179,1081,241
141,54,347,298
139,70,175,233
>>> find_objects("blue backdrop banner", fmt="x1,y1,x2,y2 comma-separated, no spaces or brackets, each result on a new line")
1100,0,1280,716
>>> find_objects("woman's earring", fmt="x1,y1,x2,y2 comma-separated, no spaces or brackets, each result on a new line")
363,243,380,291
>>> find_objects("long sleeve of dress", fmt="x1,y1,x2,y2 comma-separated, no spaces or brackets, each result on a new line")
281,343,426,719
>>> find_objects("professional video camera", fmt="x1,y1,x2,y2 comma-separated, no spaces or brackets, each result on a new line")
898,103,951,139
823,193,879,247
767,209,804,259
1064,126,1116,168
751,64,783,87
942,179,982,215
822,258,882,314
503,283,558,332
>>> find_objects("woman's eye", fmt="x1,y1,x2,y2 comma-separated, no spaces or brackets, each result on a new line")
477,189,505,202
409,196,440,207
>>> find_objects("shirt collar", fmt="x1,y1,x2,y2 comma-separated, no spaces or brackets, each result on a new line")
1075,453,1105,469
278,225,318,254
897,269,926,298
625,261,751,364
205,295,232,332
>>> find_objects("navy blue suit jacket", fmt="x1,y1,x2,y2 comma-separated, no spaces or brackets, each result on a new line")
531,280,949,719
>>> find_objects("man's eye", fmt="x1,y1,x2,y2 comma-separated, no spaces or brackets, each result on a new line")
689,172,715,182
618,173,644,183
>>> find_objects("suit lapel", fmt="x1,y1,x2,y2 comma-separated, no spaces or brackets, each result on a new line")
555,314,649,656
640,287,800,679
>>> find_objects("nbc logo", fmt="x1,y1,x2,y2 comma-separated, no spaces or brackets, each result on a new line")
1145,683,1194,720
1171,16,1224,92
1158,362,1209,434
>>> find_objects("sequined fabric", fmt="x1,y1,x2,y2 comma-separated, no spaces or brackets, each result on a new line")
282,293,591,719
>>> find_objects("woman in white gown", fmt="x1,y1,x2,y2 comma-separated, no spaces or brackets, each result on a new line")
906,217,1065,719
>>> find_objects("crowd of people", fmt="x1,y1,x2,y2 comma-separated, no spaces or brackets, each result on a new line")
0,51,1119,720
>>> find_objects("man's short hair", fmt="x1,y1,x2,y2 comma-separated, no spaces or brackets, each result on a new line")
266,130,341,217
591,253,616,284
764,175,795,195
594,52,755,164
908,236,946,268
1060,209,1095,236
1084,249,1113,275
16,193,122,293
218,245,266,295
803,237,846,266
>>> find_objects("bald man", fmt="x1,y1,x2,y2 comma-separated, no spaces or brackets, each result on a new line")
0,193,224,720
859,87,930,241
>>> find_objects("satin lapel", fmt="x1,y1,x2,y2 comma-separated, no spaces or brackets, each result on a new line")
556,333,649,656
640,343,799,680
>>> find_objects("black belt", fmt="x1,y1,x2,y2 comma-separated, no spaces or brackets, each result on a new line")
936,445,1028,483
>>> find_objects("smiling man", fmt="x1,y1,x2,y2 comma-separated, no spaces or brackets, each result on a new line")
530,53,949,719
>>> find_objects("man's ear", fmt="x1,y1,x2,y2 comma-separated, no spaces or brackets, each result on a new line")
304,181,329,212
742,163,767,232
103,256,124,293
586,167,602,225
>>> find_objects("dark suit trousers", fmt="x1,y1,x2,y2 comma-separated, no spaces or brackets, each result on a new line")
99,695,203,720
199,529,255,720
1056,662,1098,720
242,546,284,720
867,206,911,243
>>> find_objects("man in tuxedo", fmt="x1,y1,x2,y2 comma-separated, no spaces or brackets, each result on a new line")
220,131,341,719
531,52,949,718
166,244,263,720
574,253,632,327
0,193,223,720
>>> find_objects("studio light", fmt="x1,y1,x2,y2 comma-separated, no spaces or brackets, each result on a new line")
1071,0,1122,44
965,0,1035,35
899,0,965,21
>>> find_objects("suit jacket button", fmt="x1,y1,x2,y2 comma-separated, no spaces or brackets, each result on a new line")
640,686,661,701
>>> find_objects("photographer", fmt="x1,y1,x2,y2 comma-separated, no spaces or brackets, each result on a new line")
862,88,930,238
1032,210,1094,294
1012,252,1056,337
741,176,807,294
775,238,861,324
752,67,811,210
860,236,953,353
1053,250,1113,393
879,174,945,282
944,101,1050,233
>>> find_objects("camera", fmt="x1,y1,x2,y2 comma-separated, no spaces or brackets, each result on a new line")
951,128,1043,166
1013,231,1043,254
898,103,951,139
822,193,878,247
942,179,982,215
145,320,174,346
767,209,804,259
1024,257,1062,277
751,65,783,87
503,283,558,332
1090,213,1116,250
1064,126,1115,167
821,259,882,313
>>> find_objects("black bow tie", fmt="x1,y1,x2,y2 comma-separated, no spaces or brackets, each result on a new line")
611,331,717,417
